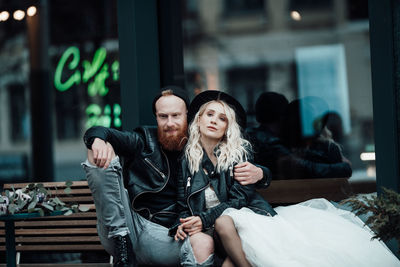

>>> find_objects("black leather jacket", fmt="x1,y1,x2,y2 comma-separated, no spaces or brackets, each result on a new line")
169,153,276,235
84,126,179,227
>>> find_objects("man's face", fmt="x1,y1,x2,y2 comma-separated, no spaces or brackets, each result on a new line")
155,95,188,151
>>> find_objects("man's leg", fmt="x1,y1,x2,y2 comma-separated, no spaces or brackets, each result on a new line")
83,150,213,266
215,215,251,267
82,151,138,267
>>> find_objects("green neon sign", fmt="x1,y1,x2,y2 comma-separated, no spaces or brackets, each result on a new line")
86,103,122,129
54,46,81,92
54,46,121,129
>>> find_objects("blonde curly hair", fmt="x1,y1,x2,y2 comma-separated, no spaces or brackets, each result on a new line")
185,100,251,174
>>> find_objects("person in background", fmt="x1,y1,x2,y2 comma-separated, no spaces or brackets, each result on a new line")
248,92,352,179
247,92,289,175
278,97,352,179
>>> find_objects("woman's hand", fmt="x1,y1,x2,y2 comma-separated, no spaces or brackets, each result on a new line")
180,216,203,236
174,224,187,241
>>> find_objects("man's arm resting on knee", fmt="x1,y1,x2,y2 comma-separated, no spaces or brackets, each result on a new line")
84,126,145,159
87,138,116,169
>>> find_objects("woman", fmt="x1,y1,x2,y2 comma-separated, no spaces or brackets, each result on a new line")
170,90,274,266
173,90,400,267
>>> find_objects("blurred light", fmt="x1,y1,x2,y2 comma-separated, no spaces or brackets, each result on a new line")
13,10,25,21
0,11,10,22
360,152,375,161
367,165,376,177
291,11,301,21
27,6,37,17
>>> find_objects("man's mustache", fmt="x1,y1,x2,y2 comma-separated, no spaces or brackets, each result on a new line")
164,127,179,132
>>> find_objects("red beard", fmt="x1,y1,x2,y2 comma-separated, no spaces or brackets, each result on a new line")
158,123,188,151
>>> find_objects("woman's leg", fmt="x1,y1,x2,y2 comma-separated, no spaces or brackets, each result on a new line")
222,257,235,267
215,215,251,267
189,232,214,264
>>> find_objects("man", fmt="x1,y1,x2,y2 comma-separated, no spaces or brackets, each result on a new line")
82,86,270,266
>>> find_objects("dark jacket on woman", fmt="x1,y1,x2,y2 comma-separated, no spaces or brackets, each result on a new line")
169,152,276,235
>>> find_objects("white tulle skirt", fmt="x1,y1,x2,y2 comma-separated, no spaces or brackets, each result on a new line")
222,198,400,267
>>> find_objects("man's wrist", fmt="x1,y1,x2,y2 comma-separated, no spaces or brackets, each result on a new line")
257,167,264,181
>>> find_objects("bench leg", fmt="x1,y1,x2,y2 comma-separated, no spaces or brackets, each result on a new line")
5,221,16,267
16,252,20,265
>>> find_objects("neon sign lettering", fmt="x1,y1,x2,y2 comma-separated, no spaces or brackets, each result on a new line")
54,46,81,92
54,46,121,129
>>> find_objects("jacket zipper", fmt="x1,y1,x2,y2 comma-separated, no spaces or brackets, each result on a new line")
132,150,171,216
185,176,191,195
186,182,210,215
144,158,166,179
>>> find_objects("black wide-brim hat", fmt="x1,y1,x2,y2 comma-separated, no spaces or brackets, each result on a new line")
187,90,247,130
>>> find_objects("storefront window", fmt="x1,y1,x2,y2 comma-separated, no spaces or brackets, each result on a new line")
0,0,120,182
182,0,374,185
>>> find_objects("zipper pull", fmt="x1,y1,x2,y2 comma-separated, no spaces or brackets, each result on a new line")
229,166,233,177
186,177,191,188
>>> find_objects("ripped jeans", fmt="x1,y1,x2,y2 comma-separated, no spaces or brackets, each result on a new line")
82,157,214,266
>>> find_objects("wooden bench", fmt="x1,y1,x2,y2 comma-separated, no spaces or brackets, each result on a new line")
0,181,111,267
259,177,376,205
0,177,376,266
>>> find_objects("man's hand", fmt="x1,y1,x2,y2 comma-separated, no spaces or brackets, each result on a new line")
180,216,203,236
174,224,188,241
90,138,116,169
234,162,263,185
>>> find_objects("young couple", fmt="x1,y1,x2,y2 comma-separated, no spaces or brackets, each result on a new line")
83,88,400,267
82,87,271,266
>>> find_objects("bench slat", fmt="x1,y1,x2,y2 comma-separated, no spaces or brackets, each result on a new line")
2,187,92,196
3,181,89,189
0,236,100,243
13,244,105,251
7,220,97,227
45,188,92,195
0,212,98,229
7,228,99,235
28,211,98,220
258,178,353,204
0,264,111,267
58,196,94,203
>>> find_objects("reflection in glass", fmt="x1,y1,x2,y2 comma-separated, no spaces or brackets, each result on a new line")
0,0,120,182
182,0,374,183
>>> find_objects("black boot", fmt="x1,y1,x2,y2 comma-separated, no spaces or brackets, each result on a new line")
113,235,135,267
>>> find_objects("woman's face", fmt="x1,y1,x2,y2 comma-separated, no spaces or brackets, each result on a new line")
198,102,228,141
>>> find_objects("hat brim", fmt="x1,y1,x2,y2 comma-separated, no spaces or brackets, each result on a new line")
187,90,247,130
